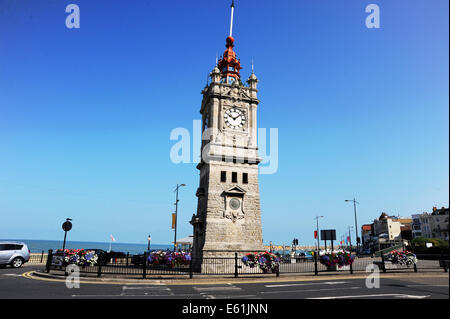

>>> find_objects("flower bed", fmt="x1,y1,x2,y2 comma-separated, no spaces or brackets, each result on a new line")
147,251,191,268
319,251,355,269
56,249,98,267
242,252,280,273
384,250,417,266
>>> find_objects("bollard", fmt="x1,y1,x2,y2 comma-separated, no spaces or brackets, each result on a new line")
441,253,448,272
46,249,53,273
126,252,129,267
189,257,193,279
234,253,238,278
40,250,44,263
381,251,387,273
97,260,102,277
413,262,417,273
350,260,353,274
143,252,148,279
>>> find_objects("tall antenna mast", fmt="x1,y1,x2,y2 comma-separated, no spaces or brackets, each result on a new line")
229,0,235,37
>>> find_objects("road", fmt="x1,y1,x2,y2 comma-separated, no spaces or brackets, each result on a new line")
0,264,448,299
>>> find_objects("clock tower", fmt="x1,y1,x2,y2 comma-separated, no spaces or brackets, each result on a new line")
190,1,264,269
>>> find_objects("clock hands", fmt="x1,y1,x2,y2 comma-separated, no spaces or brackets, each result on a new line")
225,109,245,128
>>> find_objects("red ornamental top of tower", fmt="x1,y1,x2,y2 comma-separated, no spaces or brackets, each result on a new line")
217,1,242,83
218,36,242,81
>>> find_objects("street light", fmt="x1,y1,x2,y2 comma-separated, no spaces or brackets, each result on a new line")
345,198,360,253
315,216,324,253
147,235,151,252
173,183,186,252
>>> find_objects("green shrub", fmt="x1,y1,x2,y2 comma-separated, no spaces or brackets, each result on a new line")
411,237,449,254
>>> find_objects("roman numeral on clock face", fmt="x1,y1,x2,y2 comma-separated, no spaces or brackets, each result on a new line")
224,107,246,129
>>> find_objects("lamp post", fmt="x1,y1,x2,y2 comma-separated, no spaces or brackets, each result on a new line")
147,235,151,252
345,198,360,253
315,216,324,253
173,183,186,252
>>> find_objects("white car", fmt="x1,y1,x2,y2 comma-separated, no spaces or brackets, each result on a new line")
0,242,30,268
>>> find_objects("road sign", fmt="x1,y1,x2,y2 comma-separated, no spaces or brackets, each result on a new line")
320,229,336,241
62,221,72,232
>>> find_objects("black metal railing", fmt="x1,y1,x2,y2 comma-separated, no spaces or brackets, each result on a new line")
43,250,449,278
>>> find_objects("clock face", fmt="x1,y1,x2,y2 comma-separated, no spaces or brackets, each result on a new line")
224,108,246,130
229,198,240,210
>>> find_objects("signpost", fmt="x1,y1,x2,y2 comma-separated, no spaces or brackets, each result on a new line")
62,218,72,251
320,229,336,251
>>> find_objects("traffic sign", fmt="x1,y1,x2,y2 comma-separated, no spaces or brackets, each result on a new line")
62,221,72,232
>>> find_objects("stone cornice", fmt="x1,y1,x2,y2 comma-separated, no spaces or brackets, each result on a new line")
200,83,259,114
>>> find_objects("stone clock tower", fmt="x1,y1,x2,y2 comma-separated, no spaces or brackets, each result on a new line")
190,2,264,268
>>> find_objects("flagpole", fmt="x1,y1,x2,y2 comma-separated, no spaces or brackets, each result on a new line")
315,215,323,253
229,0,235,37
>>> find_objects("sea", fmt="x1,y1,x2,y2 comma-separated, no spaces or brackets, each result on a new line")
0,239,172,255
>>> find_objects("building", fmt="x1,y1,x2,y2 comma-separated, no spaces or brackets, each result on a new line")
373,213,402,241
361,224,374,247
400,225,413,241
430,207,449,240
412,213,431,238
361,213,412,251
362,207,448,251
190,2,264,270
412,207,449,240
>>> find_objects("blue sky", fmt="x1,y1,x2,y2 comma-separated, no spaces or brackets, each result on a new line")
0,0,448,247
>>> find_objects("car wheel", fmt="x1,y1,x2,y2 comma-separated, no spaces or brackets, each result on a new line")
11,257,24,268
